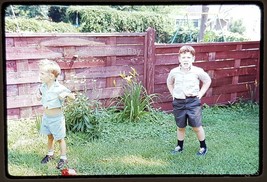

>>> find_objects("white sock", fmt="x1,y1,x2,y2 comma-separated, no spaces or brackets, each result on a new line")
60,155,67,160
47,150,54,156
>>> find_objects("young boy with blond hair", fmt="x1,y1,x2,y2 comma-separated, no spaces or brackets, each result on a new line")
36,59,75,169
167,45,211,156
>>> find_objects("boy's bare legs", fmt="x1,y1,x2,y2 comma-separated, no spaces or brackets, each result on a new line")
172,127,186,153
193,126,208,155
58,139,67,157
47,134,54,152
56,138,68,169
177,127,186,140
41,134,54,164
192,126,205,141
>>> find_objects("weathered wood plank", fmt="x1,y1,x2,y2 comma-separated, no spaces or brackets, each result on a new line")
213,67,257,79
85,87,123,100
40,37,106,47
74,65,144,79
75,45,144,57
215,50,259,59
212,83,249,95
7,95,41,109
6,47,63,60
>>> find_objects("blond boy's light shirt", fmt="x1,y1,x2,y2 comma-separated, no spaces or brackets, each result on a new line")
40,80,71,109
167,65,211,99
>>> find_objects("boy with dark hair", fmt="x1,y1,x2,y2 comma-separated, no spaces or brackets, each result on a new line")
166,45,211,156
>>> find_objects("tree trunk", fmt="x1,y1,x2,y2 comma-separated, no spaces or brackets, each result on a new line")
198,5,209,42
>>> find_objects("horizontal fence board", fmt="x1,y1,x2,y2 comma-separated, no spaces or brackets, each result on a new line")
240,58,258,66
7,95,41,109
7,71,40,84
6,85,18,97
210,77,233,87
5,38,14,47
86,87,123,100
76,45,144,57
114,56,145,66
214,50,259,60
58,59,106,69
6,61,17,72
40,37,106,47
238,75,257,83
212,83,248,95
74,65,144,79
155,54,178,65
116,36,145,45
7,108,20,120
213,67,257,79
6,47,63,60
7,71,64,84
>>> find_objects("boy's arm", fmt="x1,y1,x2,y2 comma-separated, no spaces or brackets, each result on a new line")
198,72,212,99
167,83,174,98
167,73,175,99
59,92,76,100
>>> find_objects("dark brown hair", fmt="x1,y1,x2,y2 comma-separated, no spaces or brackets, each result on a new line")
178,45,195,57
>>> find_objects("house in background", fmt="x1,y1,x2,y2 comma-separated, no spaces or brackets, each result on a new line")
174,5,261,40
175,5,229,31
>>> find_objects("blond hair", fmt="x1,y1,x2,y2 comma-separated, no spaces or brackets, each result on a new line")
38,59,61,78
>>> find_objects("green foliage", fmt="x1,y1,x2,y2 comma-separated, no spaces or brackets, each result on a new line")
8,102,259,175
63,93,102,140
5,5,49,19
170,26,249,43
116,68,157,123
34,115,42,133
170,27,199,43
5,17,79,33
66,6,174,43
229,19,246,35
203,30,249,42
48,5,69,22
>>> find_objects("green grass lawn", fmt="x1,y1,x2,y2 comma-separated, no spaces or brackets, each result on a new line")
7,102,260,177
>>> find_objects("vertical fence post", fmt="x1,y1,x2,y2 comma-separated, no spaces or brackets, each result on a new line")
255,49,260,102
231,44,242,102
145,27,156,95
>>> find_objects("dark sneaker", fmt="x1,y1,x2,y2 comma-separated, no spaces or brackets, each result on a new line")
41,155,54,164
56,159,68,169
171,145,183,154
197,147,208,156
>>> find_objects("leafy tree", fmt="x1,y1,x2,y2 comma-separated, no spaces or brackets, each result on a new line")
66,6,175,43
5,5,49,19
48,5,69,22
229,19,246,35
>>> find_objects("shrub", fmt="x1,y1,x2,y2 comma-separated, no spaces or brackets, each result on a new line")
62,75,102,140
5,17,79,33
66,6,174,43
63,93,102,140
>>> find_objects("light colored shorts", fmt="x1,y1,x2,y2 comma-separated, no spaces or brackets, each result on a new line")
40,114,66,141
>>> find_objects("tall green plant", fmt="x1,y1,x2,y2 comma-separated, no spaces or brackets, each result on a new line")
63,75,102,140
116,68,157,122
63,93,102,140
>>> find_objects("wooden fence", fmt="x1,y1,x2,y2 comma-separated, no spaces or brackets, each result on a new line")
153,40,260,110
5,28,260,119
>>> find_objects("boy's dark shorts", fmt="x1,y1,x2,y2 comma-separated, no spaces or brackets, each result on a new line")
172,97,202,128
